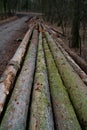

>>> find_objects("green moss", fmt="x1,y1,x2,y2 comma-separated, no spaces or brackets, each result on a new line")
45,31,87,129
43,38,81,130
29,32,54,130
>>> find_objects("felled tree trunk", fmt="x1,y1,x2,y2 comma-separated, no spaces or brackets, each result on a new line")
43,38,81,130
0,29,38,130
57,37,87,74
44,24,87,86
45,31,87,129
0,26,33,114
44,23,87,75
55,40,87,86
29,32,54,130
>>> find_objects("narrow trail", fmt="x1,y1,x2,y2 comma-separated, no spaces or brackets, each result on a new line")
0,17,87,130
0,17,28,52
0,16,29,76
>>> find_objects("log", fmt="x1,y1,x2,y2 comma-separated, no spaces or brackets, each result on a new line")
9,26,34,65
55,39,87,85
43,23,87,85
57,37,87,74
43,23,87,74
44,24,65,37
0,29,38,130
51,27,65,37
43,38,81,130
45,32,87,129
29,32,54,130
0,26,33,114
0,16,17,25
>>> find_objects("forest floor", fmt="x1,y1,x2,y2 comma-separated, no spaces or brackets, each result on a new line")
0,16,28,76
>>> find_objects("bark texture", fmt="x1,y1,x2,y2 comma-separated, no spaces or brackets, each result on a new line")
57,37,87,74
43,38,81,130
0,26,33,114
45,31,87,129
0,29,38,130
55,40,87,85
29,32,54,130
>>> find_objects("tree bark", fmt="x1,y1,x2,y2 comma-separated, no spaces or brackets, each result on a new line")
29,32,54,130
0,29,38,130
0,26,33,114
43,38,81,130
45,31,87,129
55,39,87,86
71,0,80,48
57,37,87,74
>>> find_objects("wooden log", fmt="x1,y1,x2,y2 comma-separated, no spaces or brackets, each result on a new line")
43,23,87,85
0,29,38,130
45,32,87,129
43,24,65,37
43,23,87,74
9,26,34,65
29,32,54,130
57,37,87,74
0,26,33,114
43,38,81,130
51,27,66,37
0,16,17,25
55,39,87,85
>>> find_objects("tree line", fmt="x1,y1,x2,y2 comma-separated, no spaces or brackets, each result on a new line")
40,0,87,48
31,0,87,48
0,0,17,16
0,0,32,16
0,0,87,48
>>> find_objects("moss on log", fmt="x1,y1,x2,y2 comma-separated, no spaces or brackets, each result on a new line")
29,32,54,130
43,38,81,130
57,37,87,74
45,31,87,129
55,39,87,85
0,29,38,130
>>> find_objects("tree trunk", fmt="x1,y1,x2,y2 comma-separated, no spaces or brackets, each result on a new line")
42,23,87,85
45,31,87,129
71,0,80,48
29,32,54,130
0,29,38,130
57,37,87,74
43,38,81,130
55,39,87,85
0,26,33,114
3,0,7,16
82,22,86,44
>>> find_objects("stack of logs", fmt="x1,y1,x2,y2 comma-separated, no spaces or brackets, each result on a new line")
0,18,87,130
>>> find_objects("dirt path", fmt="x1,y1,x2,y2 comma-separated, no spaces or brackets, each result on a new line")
0,16,29,76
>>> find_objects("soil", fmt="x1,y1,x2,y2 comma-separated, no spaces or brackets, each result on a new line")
0,17,28,76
